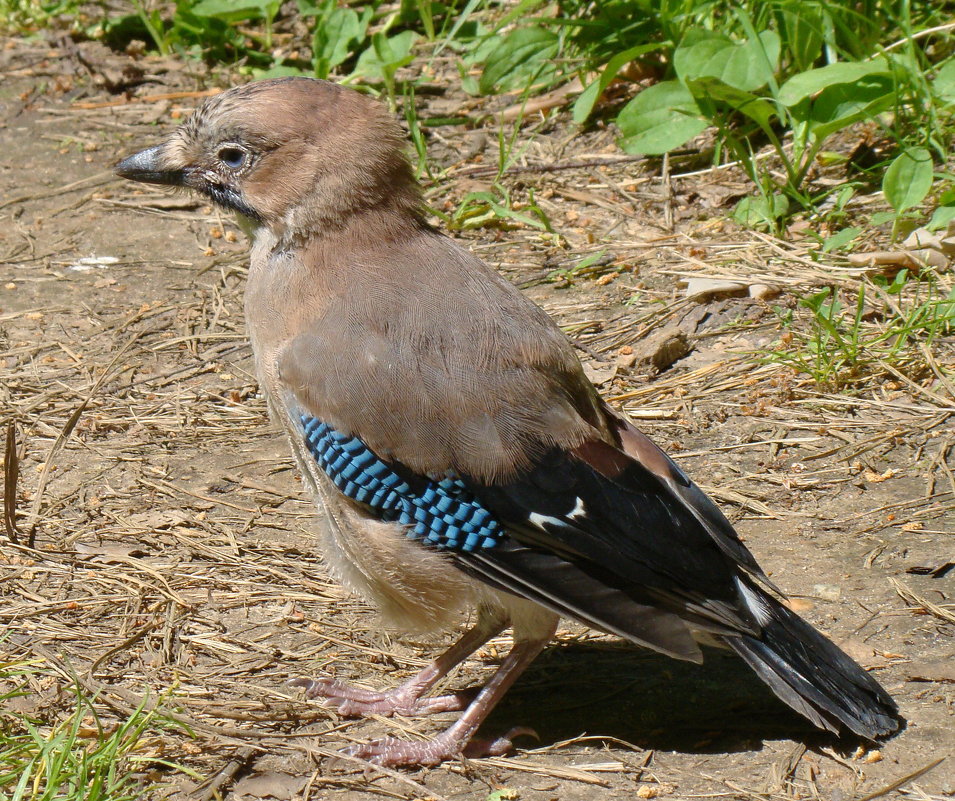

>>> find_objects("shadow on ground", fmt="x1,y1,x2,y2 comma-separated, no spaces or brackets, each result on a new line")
483,640,839,753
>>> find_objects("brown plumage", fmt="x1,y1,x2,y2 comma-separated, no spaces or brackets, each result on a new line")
116,77,901,766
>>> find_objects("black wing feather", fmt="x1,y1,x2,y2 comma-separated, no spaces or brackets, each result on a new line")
461,443,766,637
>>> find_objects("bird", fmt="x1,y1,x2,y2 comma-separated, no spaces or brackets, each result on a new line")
115,76,901,766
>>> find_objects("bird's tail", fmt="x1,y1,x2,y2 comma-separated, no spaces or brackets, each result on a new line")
725,596,901,739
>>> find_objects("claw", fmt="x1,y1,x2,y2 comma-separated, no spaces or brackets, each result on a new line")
344,725,535,767
290,675,477,717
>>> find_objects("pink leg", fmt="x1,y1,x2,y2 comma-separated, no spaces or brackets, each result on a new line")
345,618,558,767
290,608,507,717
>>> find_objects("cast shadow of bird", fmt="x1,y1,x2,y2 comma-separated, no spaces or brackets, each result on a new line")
484,641,826,753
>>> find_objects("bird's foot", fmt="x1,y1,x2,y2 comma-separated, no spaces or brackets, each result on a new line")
289,677,478,717
343,726,537,767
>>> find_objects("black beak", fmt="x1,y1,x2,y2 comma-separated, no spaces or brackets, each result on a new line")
114,145,184,186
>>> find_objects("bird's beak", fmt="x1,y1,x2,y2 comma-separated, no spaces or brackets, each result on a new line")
114,145,185,186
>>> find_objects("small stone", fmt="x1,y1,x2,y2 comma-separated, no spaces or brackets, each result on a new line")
632,325,692,372
812,584,841,601
682,277,747,301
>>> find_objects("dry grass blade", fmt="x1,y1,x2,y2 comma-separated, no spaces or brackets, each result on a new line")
4,421,19,543
25,333,140,545
854,757,947,801
890,578,955,625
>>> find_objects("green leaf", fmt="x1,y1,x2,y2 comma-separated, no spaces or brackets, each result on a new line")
777,59,890,107
190,0,277,22
312,6,362,78
927,204,955,231
733,194,789,229
870,210,898,226
674,29,780,92
572,43,663,124
883,147,934,213
353,30,418,80
822,226,862,252
808,75,895,140
617,80,706,155
685,77,778,130
933,60,955,104
479,26,559,94
486,791,520,801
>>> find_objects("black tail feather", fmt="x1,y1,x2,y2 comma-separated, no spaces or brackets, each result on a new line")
726,597,901,739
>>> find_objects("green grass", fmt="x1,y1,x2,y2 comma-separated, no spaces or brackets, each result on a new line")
762,269,955,392
4,1,951,230
0,656,196,800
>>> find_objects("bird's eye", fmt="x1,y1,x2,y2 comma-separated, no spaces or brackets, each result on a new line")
217,146,248,169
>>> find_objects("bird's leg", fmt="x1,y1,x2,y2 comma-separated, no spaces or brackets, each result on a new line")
344,619,557,767
291,607,507,717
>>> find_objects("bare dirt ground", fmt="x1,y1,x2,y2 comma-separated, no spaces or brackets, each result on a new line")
1,38,953,801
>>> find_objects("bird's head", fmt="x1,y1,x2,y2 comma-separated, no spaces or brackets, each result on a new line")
115,77,421,239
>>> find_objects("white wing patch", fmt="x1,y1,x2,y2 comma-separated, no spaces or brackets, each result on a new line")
735,576,772,627
529,512,567,530
528,497,586,531
566,496,586,520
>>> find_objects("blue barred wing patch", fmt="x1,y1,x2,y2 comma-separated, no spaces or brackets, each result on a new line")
300,415,503,552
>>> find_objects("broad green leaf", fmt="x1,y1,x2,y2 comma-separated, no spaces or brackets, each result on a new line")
808,75,894,140
479,26,559,94
733,194,789,229
777,59,890,107
673,29,780,92
353,30,418,80
190,0,276,22
822,227,863,252
685,77,777,130
933,60,955,104
883,147,934,213
928,205,955,231
312,6,362,78
617,80,706,155
572,43,663,124
870,210,898,226
777,6,825,73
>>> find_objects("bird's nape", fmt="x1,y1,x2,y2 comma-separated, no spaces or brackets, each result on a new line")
114,76,902,767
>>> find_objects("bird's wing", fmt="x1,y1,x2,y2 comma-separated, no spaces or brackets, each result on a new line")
275,241,778,662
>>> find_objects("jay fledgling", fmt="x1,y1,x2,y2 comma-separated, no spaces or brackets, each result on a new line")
116,77,901,766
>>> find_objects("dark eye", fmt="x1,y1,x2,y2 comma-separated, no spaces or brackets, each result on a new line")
217,146,248,169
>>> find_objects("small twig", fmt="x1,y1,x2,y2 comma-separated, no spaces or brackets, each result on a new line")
662,151,674,232
4,421,19,544
88,620,163,679
882,21,955,53
196,746,257,801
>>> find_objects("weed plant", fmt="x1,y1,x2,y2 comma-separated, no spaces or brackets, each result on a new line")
764,269,955,391
0,656,194,800
4,1,951,230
